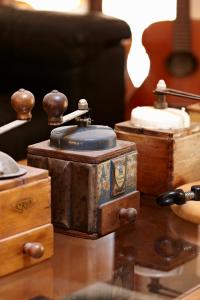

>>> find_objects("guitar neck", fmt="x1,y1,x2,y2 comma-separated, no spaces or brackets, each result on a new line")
174,0,191,52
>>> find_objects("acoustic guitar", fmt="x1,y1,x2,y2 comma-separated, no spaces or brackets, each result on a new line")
126,0,200,119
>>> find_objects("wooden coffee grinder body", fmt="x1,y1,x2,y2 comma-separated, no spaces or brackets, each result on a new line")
0,165,53,277
28,139,139,238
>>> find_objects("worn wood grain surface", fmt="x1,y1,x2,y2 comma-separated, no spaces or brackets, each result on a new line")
115,121,200,196
0,224,53,277
0,177,51,238
28,139,136,164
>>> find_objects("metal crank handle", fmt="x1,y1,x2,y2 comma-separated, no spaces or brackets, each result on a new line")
152,79,200,109
43,90,89,126
154,85,200,101
156,185,200,206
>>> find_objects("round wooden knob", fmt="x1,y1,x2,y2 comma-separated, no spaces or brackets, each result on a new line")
43,90,68,125
11,88,35,120
119,207,137,223
23,242,45,259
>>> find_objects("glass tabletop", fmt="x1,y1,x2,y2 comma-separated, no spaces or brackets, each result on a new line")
0,201,200,300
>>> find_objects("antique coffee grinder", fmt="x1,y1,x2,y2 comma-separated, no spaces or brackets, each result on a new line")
27,90,139,239
115,80,200,197
0,89,53,277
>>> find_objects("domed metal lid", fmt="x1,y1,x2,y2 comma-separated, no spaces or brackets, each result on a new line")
0,152,27,179
50,125,117,151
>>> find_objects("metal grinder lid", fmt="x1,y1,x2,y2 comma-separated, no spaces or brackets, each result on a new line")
0,151,27,179
50,125,117,151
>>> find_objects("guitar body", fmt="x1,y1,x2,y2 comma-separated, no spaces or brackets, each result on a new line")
126,20,200,119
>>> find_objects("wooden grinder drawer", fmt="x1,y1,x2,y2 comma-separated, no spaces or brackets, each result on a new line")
99,191,140,236
0,177,51,239
0,224,53,277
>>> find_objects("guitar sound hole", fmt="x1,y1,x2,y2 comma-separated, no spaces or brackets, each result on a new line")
166,51,197,77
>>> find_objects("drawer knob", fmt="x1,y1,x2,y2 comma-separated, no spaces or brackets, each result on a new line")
23,242,45,259
119,207,137,223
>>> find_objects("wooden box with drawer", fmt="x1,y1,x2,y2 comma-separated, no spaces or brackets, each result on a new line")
0,165,54,277
115,121,200,197
27,139,140,239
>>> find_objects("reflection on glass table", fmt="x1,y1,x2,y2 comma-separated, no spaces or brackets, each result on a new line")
0,203,200,300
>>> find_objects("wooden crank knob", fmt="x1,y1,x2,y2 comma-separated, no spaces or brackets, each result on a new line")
119,207,137,223
11,88,35,120
43,90,68,125
23,242,45,259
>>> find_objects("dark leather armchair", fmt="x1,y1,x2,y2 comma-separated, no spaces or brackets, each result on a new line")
0,7,131,159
